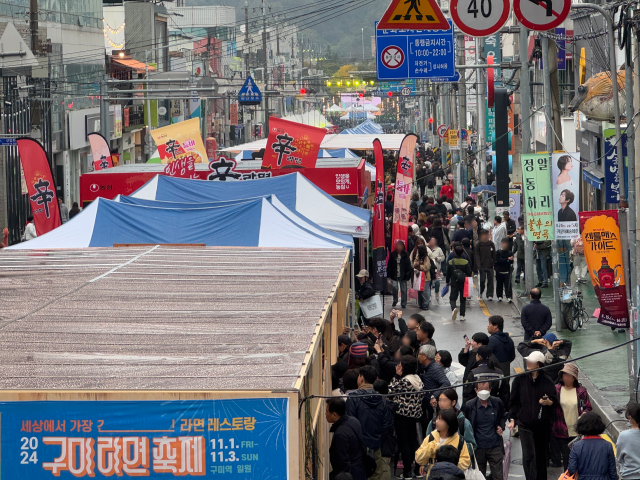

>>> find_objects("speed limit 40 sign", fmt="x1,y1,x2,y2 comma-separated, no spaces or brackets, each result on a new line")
450,0,510,37
513,0,570,31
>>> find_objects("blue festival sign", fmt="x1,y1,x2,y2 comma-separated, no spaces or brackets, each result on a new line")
238,76,262,106
375,20,456,80
604,128,628,203
0,398,288,479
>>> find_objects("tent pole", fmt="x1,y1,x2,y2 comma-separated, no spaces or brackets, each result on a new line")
351,257,356,328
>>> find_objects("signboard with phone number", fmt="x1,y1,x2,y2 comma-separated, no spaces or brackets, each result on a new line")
0,398,288,479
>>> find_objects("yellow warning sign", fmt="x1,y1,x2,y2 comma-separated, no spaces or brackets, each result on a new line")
377,0,450,30
448,129,459,147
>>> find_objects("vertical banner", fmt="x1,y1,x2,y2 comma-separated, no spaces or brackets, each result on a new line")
372,139,387,291
556,28,566,70
579,210,629,328
149,118,208,165
261,117,325,169
391,134,418,248
17,138,62,236
551,152,580,239
496,188,521,221
87,133,113,171
522,153,555,241
604,128,628,203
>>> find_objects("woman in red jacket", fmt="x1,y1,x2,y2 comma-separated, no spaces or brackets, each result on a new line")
441,179,454,201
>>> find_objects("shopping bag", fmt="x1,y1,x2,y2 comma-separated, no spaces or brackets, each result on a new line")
464,453,486,480
557,471,577,480
360,295,383,319
413,271,425,291
463,277,474,298
407,288,419,302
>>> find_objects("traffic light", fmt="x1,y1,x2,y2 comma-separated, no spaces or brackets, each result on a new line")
428,117,433,124
300,88,306,95
359,92,364,98
387,91,393,97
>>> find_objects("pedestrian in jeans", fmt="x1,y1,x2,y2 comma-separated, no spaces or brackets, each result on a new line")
534,241,552,288
474,229,496,301
462,381,507,480
513,226,525,284
413,245,432,310
388,241,413,308
571,236,587,284
494,238,513,302
446,245,473,322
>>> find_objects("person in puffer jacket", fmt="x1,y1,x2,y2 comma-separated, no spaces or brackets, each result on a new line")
389,355,424,479
427,445,466,480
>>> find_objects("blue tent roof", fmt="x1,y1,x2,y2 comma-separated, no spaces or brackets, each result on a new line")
339,119,384,135
8,197,351,250
131,172,371,238
325,148,359,158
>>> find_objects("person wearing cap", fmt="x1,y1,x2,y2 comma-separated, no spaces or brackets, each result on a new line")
463,345,509,408
520,288,552,341
347,342,370,370
517,332,572,379
551,363,593,470
508,350,557,480
355,269,375,302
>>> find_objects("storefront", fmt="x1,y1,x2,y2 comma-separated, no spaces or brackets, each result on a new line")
578,120,605,212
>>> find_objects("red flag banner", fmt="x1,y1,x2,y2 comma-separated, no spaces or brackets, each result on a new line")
261,117,325,169
579,210,629,328
17,138,62,236
88,133,113,170
391,134,418,249
372,138,387,291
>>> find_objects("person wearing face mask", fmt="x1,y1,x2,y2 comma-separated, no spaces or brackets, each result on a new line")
462,382,507,480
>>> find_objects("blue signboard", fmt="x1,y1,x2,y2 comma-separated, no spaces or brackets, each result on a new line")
375,21,455,80
556,28,566,70
0,137,17,146
238,76,262,105
0,398,288,479
604,128,628,203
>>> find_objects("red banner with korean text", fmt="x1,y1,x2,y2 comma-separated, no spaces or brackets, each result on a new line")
164,156,198,179
391,134,418,249
88,133,113,170
17,138,62,236
579,210,629,328
261,117,325,169
372,138,387,291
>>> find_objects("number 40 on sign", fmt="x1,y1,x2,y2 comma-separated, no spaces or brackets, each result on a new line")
450,0,510,37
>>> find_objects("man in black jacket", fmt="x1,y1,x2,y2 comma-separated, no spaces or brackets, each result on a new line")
494,238,513,302
458,332,490,381
327,398,367,480
487,315,515,376
462,381,507,480
474,229,496,301
508,351,557,480
387,241,413,308
463,346,510,408
346,366,394,480
520,288,552,341
418,344,451,395
356,269,375,301
502,211,517,249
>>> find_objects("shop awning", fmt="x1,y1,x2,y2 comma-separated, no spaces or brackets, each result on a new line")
583,167,604,189
112,58,157,73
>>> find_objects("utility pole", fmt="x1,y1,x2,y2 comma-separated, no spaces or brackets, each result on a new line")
458,34,467,202
261,0,269,134
633,10,640,384
542,36,563,332
100,74,109,140
476,39,486,185
244,1,250,77
519,23,535,297
30,0,38,53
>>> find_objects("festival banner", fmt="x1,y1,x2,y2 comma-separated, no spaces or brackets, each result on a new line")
149,117,208,165
391,133,418,248
17,138,62,236
579,210,629,328
87,133,113,171
0,398,288,479
604,128,628,204
551,152,580,240
261,117,325,169
372,138,387,291
496,188,521,221
522,153,555,241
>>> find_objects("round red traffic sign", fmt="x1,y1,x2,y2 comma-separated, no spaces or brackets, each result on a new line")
381,45,405,69
487,55,495,108
450,0,510,37
513,0,570,31
437,124,448,138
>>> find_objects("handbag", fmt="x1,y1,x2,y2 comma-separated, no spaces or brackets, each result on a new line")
558,471,577,480
465,453,486,480
413,270,426,291
360,295,383,319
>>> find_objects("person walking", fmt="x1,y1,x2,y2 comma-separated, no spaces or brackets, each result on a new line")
427,389,477,454
513,226,525,284
567,412,617,480
474,229,496,302
427,237,445,304
571,236,587,284
416,409,472,473
462,381,507,480
58,198,69,224
534,241,552,288
508,351,557,480
346,366,395,480
388,241,413,308
388,355,424,479
491,216,507,251
326,398,367,480
446,245,473,322
494,238,514,302
617,402,640,480
551,363,593,470
487,315,515,377
413,245,433,310
22,216,37,241
69,202,81,219
520,288,552,342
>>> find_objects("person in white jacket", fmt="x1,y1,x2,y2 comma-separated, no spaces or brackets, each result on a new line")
428,237,445,303
22,216,36,241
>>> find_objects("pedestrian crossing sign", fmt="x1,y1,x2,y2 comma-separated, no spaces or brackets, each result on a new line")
238,75,262,106
377,0,450,30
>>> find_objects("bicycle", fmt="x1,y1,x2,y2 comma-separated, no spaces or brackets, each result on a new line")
561,286,589,332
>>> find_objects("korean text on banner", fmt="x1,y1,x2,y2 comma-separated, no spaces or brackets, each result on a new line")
496,188,521,221
262,117,325,169
391,134,418,248
149,117,208,165
604,128,629,204
0,398,289,479
16,138,61,236
87,133,113,171
372,138,388,292
579,210,629,328
552,152,580,240
522,153,555,241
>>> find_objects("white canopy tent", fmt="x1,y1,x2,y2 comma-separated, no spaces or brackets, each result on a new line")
221,134,406,152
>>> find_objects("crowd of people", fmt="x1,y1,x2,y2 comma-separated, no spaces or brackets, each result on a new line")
327,311,640,480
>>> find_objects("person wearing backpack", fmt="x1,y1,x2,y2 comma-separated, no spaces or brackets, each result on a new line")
416,409,472,475
446,245,473,322
474,229,496,301
427,388,478,456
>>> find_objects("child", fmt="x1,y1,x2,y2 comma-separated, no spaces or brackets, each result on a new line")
513,226,525,284
494,238,514,302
